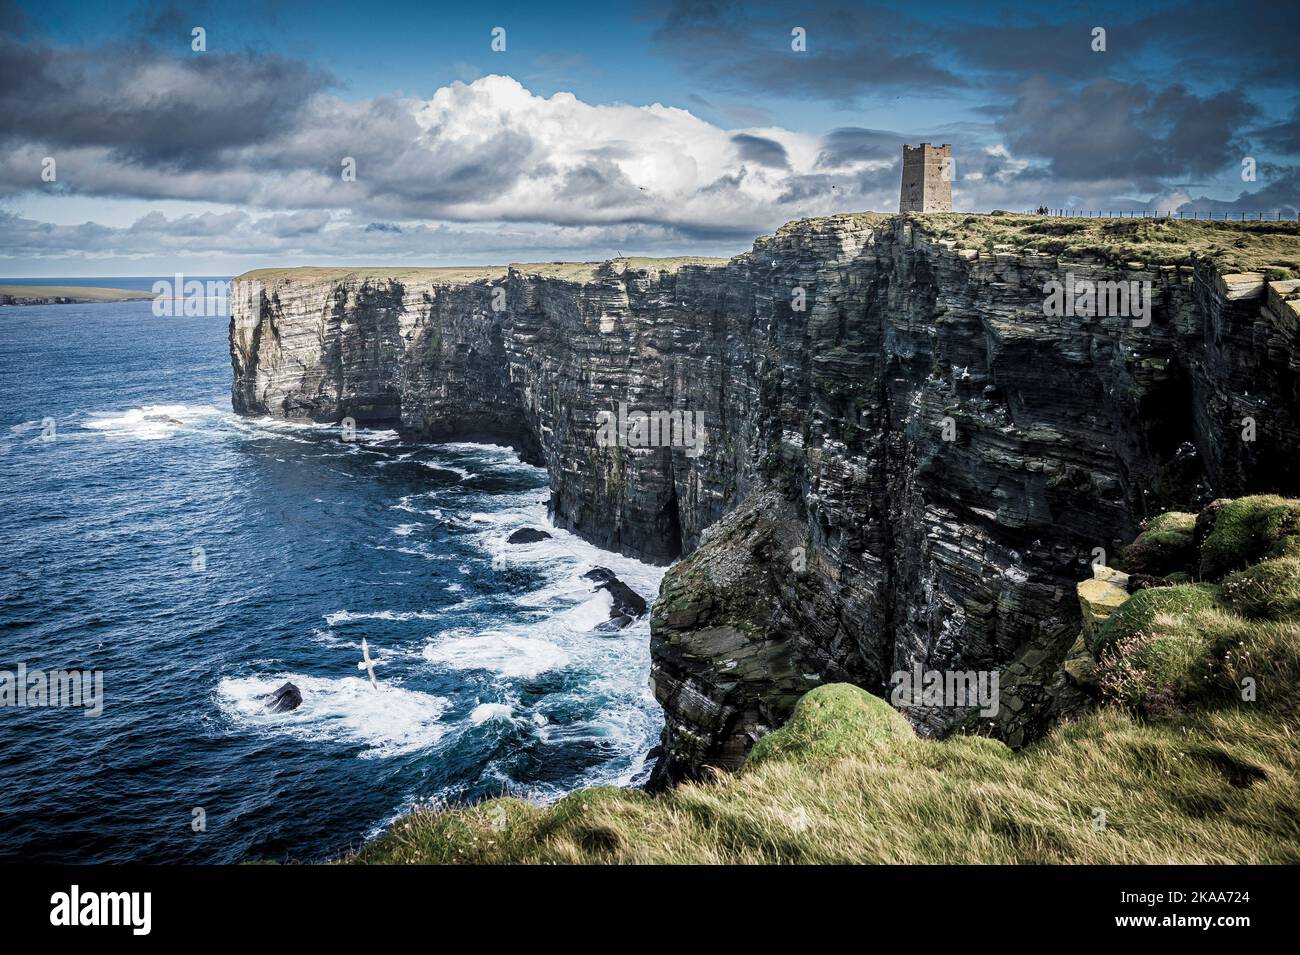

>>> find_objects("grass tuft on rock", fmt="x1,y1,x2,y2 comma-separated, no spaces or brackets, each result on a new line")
1223,556,1300,620
1121,511,1197,576
1095,584,1221,653
745,683,915,768
1199,495,1300,580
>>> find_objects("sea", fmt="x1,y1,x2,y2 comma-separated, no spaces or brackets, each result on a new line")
0,277,665,863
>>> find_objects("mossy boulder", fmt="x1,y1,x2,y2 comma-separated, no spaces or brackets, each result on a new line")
1095,583,1222,654
1198,496,1300,580
744,683,914,769
1222,556,1300,620
1121,511,1196,576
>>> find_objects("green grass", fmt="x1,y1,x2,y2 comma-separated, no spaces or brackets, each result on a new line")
1146,511,1198,535
1223,557,1300,620
1095,584,1221,653
235,215,1300,295
350,685,1299,864
1199,495,1300,579
342,496,1300,865
512,257,728,283
234,266,508,285
1096,602,1300,717
910,214,1300,275
1094,498,1300,721
0,284,152,303
745,683,917,767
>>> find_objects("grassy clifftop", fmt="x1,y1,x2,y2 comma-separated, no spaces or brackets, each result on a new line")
349,495,1300,865
913,213,1300,276
235,215,1300,292
0,284,152,304
235,257,728,287
234,266,508,285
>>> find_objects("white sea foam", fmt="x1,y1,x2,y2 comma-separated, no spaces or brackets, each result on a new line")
83,403,223,440
422,631,571,678
241,415,398,440
215,674,450,758
419,461,471,479
392,494,443,519
324,609,441,626
433,441,517,455
559,591,616,630
469,702,514,724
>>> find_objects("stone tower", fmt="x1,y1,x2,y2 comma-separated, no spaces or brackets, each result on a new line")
898,143,952,213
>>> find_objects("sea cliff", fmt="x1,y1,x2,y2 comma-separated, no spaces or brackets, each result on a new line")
230,213,1300,782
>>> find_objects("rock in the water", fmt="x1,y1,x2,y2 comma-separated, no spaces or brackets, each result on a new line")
506,528,552,545
595,614,635,633
264,681,303,713
583,567,647,630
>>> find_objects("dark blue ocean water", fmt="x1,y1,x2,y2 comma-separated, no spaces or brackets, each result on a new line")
0,290,663,863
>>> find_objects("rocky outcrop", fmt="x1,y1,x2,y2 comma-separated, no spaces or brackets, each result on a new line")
584,568,648,632
230,216,1300,783
505,528,552,545
264,681,302,714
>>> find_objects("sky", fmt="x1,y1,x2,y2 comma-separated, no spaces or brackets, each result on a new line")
1,0,1298,276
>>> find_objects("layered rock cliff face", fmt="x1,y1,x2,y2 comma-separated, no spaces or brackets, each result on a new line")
230,216,1300,784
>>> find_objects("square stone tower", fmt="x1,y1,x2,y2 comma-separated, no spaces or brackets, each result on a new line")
898,143,952,213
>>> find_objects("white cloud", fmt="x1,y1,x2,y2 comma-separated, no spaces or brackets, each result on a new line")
3,73,908,267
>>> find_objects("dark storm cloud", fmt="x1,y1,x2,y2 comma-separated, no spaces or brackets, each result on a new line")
1257,108,1300,155
556,159,642,209
0,0,27,34
1176,166,1300,215
647,1,965,100
931,3,1300,90
129,0,211,40
776,173,847,204
0,36,333,168
732,133,789,168
644,0,1297,102
936,19,1112,84
666,220,762,243
999,79,1256,187
1126,5,1300,87
815,128,903,167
